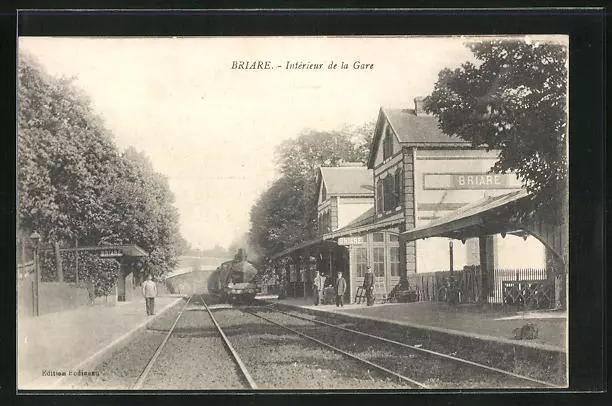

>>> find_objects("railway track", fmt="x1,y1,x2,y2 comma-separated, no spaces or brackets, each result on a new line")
243,303,563,389
242,307,428,388
198,295,257,389
201,294,414,388
131,294,256,389
129,294,559,389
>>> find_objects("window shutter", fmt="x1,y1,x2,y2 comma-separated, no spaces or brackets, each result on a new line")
383,174,395,211
395,169,402,207
376,179,383,213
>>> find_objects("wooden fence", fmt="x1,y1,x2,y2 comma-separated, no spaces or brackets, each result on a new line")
407,266,548,305
407,266,482,303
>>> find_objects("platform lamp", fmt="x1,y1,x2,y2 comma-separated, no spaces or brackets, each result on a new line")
30,231,41,316
448,238,454,274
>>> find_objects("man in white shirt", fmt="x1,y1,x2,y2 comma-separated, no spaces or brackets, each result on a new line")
142,274,157,316
312,270,326,306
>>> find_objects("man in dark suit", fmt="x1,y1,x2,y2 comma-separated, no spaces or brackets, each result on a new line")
363,266,375,306
335,272,346,307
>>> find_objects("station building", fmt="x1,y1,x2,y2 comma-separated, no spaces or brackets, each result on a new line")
273,97,550,304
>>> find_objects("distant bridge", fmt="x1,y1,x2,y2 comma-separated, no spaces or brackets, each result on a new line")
164,256,230,295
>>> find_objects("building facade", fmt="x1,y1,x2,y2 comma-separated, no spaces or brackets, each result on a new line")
273,97,547,304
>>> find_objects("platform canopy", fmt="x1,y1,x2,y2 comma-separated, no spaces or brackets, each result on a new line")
401,189,532,242
270,237,329,260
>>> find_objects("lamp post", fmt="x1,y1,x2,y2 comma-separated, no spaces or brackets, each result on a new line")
449,239,454,273
30,231,41,316
448,238,457,305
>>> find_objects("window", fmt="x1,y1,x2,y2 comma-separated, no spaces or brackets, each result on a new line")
383,127,394,160
319,210,331,234
354,247,368,277
394,169,403,207
383,174,395,211
321,183,327,202
389,234,399,242
373,247,385,277
373,232,385,243
389,247,400,276
376,179,384,214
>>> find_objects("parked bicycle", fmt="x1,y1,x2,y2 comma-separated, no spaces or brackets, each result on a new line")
437,276,462,305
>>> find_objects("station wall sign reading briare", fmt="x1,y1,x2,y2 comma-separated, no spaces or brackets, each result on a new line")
423,173,522,190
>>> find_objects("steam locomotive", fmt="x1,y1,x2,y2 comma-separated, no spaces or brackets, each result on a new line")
208,253,258,304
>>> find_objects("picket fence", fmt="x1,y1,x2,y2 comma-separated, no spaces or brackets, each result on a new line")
407,266,548,305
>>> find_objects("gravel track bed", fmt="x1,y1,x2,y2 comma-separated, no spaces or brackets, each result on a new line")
67,300,186,389
266,304,564,386
212,307,407,389
250,307,544,389
141,303,246,389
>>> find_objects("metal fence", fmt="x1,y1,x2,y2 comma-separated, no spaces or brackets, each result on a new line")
490,267,548,304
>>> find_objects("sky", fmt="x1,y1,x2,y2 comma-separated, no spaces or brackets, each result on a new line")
19,36,482,250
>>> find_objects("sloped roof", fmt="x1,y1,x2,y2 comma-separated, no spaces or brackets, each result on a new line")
385,108,468,145
324,209,404,239
319,166,373,196
401,189,531,241
367,107,471,168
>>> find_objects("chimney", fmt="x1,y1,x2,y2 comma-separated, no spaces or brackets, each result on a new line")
414,96,426,116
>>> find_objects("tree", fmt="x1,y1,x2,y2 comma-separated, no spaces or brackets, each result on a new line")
18,53,123,245
249,175,312,256
249,123,374,258
107,147,182,277
426,39,568,206
18,53,184,292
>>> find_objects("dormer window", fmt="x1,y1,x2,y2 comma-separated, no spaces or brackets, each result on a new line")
383,126,394,160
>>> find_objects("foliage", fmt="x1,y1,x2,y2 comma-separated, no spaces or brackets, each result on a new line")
249,123,374,259
40,251,120,297
18,53,122,244
18,53,184,289
425,39,568,205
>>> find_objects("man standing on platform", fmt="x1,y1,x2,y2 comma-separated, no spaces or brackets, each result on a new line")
363,266,375,306
313,270,326,306
335,271,346,307
142,274,157,316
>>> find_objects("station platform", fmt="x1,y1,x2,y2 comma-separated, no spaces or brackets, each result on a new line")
18,294,184,390
267,296,567,351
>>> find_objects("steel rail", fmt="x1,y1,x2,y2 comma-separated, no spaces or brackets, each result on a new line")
132,295,192,389
242,309,429,389
266,305,561,388
200,295,258,389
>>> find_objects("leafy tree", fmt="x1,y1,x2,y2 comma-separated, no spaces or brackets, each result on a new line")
249,175,312,256
18,53,184,293
18,53,122,245
249,123,374,258
425,39,568,206
106,147,182,277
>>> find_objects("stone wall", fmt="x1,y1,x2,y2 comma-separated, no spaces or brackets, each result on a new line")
38,282,91,316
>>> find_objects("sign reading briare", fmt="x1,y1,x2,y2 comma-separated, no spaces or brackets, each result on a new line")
423,173,522,190
338,236,364,246
99,249,123,258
